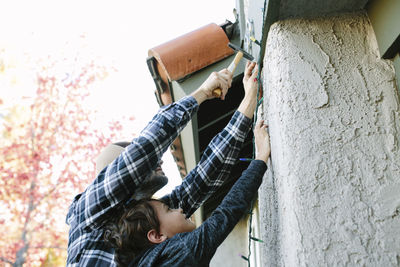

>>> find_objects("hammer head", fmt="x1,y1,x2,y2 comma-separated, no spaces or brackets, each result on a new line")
228,42,254,61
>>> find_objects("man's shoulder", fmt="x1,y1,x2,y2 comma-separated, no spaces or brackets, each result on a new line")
67,226,115,266
67,251,116,267
67,244,115,266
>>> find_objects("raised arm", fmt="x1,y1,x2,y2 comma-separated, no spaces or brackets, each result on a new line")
162,62,259,217
67,97,197,228
183,120,270,262
66,69,234,229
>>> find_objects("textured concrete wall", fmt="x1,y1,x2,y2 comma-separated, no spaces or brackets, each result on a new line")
259,12,400,266
279,0,368,20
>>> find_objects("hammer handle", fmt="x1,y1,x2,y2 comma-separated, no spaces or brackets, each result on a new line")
212,51,244,98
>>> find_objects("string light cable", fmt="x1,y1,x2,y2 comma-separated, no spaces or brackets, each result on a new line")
239,0,269,266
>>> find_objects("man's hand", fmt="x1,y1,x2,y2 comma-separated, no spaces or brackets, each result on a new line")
237,61,259,119
191,69,233,104
243,61,258,98
254,119,271,163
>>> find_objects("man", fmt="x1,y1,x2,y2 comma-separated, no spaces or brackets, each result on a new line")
66,62,259,266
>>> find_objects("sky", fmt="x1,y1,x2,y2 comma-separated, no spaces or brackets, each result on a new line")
0,0,236,196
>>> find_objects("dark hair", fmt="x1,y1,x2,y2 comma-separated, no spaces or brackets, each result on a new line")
104,198,160,266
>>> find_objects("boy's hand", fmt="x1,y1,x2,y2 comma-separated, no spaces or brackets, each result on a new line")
191,69,233,104
243,61,258,98
254,119,271,163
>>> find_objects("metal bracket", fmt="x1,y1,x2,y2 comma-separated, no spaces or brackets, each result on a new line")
244,19,255,56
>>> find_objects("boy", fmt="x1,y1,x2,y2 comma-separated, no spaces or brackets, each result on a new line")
66,62,260,266
106,120,270,266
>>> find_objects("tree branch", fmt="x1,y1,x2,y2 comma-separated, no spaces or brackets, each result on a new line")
0,257,13,265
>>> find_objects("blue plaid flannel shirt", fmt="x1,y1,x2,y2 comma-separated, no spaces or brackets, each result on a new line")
66,96,252,266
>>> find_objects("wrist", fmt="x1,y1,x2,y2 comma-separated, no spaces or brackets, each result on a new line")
237,96,257,119
243,88,258,99
255,153,269,163
191,89,208,105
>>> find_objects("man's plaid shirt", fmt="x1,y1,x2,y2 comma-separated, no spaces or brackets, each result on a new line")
66,96,252,266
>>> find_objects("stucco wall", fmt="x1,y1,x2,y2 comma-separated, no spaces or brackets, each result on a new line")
210,219,248,267
260,12,400,266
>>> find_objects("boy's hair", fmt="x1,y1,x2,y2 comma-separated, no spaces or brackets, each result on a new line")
104,198,160,266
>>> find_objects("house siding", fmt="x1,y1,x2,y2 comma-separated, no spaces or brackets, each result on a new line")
210,219,248,267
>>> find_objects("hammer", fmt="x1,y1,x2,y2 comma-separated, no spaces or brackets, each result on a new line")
212,43,254,98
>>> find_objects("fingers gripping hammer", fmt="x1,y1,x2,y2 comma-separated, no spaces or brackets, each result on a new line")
212,43,254,98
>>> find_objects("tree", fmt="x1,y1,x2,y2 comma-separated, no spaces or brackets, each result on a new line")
0,53,132,266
